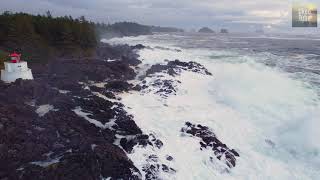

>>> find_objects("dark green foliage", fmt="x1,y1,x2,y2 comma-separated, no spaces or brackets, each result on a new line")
0,12,97,63
95,22,184,39
96,22,152,39
111,22,151,36
150,26,184,33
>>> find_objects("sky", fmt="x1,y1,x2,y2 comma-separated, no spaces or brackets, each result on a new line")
0,0,319,33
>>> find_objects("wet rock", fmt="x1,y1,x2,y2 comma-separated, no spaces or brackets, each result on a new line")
17,145,141,180
181,122,239,168
154,139,163,149
0,43,145,179
115,116,142,135
167,60,212,75
105,81,133,92
146,59,212,77
265,139,276,148
150,79,178,97
120,134,163,153
94,144,141,179
141,59,212,98
132,84,142,91
132,44,146,50
142,155,176,180
120,138,138,153
146,64,173,76
166,155,173,161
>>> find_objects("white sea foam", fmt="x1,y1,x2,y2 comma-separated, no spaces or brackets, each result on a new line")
107,34,320,179
73,107,116,129
36,104,58,117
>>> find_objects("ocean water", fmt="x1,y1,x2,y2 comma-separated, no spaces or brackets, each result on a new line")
102,33,320,180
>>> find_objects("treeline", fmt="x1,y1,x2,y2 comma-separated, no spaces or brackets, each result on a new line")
95,22,152,39
0,11,97,63
0,11,184,64
95,22,185,39
150,26,184,33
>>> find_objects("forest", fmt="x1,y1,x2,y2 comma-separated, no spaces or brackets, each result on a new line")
96,21,152,39
0,11,177,66
0,11,98,64
0,11,97,63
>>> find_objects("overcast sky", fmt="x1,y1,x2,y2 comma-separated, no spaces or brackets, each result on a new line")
0,0,319,33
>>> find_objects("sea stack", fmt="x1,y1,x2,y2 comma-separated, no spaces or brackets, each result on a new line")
1,52,33,83
220,29,229,33
198,27,215,33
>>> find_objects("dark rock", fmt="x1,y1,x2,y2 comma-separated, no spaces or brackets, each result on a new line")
154,139,163,149
94,144,140,179
166,155,173,161
147,155,158,162
146,59,212,77
105,81,133,92
146,64,170,76
120,138,136,153
152,79,177,97
120,134,162,153
167,68,177,76
132,84,142,91
88,86,104,92
0,43,145,179
220,29,229,33
181,122,239,169
132,44,146,50
142,158,175,180
198,27,215,33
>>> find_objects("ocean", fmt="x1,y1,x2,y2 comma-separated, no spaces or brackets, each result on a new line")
103,32,320,180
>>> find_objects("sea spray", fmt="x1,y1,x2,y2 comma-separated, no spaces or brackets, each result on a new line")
106,33,320,179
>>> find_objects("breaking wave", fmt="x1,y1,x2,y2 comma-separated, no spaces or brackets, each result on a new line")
103,33,320,180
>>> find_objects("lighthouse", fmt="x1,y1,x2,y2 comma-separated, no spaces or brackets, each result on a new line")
1,52,33,83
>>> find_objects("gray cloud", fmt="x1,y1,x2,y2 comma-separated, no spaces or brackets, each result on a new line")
0,0,318,32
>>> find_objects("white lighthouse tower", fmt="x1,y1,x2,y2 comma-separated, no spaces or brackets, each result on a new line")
1,52,33,83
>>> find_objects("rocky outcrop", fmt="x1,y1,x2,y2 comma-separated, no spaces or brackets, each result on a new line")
181,122,239,169
220,29,229,34
146,59,212,77
0,44,146,180
198,27,215,33
141,59,212,97
142,155,176,180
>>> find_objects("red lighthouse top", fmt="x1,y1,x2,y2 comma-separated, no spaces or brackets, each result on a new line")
9,52,21,63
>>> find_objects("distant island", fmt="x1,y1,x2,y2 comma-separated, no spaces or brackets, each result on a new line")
95,23,185,39
150,26,184,33
220,29,229,33
198,27,215,33
96,22,152,39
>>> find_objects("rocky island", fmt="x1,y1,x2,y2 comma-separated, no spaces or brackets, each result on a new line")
198,27,215,33
220,29,229,33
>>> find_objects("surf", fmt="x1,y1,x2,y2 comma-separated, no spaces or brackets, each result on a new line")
104,33,320,180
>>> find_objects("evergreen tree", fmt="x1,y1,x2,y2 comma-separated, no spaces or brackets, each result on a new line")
0,12,98,62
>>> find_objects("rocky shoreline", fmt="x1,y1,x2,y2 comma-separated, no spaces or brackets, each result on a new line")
0,43,147,180
0,42,239,180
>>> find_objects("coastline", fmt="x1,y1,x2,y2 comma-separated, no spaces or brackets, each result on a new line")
0,42,147,179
